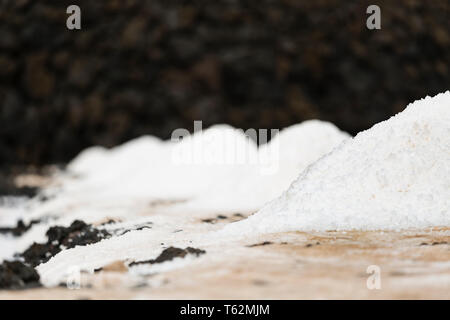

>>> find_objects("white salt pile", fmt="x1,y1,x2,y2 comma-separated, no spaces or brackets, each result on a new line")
223,91,450,234
25,121,349,223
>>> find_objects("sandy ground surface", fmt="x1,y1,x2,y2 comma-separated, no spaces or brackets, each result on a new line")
1,227,449,300
1,170,449,299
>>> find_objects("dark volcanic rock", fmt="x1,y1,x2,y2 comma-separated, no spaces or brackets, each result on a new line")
0,219,41,237
110,221,153,236
0,1,448,165
0,260,41,290
21,220,111,267
129,247,206,266
247,241,273,247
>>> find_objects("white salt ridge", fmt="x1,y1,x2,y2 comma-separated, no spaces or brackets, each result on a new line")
23,121,349,224
60,125,256,201
223,91,450,234
36,218,215,286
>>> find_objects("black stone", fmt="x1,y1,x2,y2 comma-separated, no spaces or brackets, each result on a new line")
21,220,111,267
0,260,41,290
129,247,206,266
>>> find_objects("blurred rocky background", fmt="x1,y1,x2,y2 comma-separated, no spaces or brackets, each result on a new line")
0,0,449,165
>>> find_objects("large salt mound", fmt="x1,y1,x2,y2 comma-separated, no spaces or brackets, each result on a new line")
223,92,450,234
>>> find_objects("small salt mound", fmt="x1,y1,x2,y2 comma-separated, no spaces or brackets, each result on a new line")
89,124,260,201
68,135,165,178
223,91,450,234
68,146,110,175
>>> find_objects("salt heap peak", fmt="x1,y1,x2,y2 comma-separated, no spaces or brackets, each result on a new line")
223,91,450,234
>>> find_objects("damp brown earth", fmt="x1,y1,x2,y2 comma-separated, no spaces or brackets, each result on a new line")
1,228,448,300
